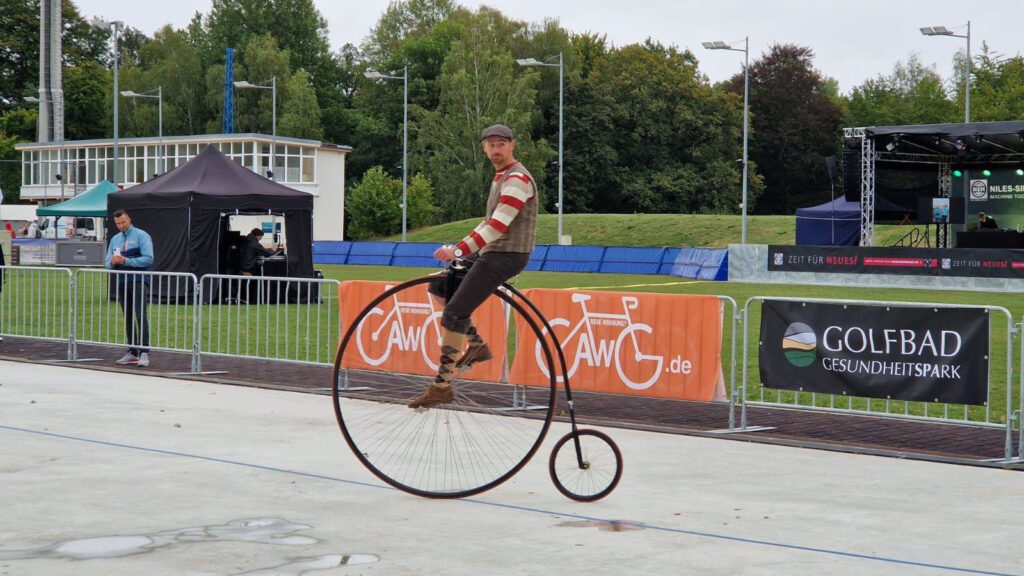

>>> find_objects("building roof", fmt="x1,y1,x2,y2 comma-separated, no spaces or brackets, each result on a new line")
15,132,353,153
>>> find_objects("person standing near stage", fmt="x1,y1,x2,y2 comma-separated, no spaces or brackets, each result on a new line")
408,124,539,409
105,209,154,367
977,212,998,230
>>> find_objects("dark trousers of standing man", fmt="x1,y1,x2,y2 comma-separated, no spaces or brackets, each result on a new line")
118,280,150,355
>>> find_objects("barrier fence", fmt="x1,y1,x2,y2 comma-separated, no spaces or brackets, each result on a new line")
739,297,1019,462
196,274,341,371
73,269,199,367
0,265,1019,461
0,266,74,358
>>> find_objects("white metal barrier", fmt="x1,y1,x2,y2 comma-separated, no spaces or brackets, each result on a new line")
0,265,75,359
73,269,200,370
197,274,341,371
738,296,1019,462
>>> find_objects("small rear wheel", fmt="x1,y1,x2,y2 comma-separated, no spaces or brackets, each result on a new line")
548,429,622,502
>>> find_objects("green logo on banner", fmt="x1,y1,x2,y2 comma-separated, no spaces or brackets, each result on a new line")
782,322,817,367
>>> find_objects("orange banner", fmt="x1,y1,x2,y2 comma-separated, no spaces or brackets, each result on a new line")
508,288,724,401
338,280,506,381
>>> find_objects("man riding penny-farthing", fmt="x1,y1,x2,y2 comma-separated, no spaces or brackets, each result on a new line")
332,125,622,501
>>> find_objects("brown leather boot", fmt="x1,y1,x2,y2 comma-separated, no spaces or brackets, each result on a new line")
456,343,493,373
407,384,455,409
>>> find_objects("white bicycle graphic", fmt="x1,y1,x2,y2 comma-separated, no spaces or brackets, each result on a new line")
355,285,444,371
534,293,664,390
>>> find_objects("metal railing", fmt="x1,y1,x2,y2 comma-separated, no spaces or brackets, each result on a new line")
73,269,199,369
196,274,341,370
0,265,74,358
738,296,1018,461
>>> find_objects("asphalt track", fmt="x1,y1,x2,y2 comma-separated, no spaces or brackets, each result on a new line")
1,359,1021,575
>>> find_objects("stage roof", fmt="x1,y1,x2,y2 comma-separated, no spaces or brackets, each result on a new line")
857,121,1024,164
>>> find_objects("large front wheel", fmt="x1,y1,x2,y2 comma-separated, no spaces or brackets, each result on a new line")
333,276,559,499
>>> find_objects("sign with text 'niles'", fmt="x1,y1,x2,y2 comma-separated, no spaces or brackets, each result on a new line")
758,300,989,405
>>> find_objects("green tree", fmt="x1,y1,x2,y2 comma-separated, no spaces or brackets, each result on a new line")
279,68,322,140
413,7,548,221
346,166,401,239
137,26,208,135
969,45,1024,121
0,133,20,203
406,172,435,229
727,44,842,215
64,61,109,140
234,34,291,135
845,54,956,127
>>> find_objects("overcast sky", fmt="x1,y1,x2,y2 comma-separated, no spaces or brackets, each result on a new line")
71,0,1019,94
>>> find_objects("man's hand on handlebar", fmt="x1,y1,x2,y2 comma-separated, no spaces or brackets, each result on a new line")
434,245,457,262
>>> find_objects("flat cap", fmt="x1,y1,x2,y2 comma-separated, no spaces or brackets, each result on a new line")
480,124,514,141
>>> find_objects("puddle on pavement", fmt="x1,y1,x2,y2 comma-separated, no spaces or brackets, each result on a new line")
556,519,644,532
0,517,380,573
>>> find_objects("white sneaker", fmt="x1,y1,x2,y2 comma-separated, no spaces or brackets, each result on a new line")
137,353,150,368
116,352,139,365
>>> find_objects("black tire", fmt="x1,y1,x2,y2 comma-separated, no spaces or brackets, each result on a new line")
332,276,558,499
548,429,623,502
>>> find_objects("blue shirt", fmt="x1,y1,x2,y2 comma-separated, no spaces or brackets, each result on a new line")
105,225,154,271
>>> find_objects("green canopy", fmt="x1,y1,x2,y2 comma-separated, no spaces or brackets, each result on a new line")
36,180,120,218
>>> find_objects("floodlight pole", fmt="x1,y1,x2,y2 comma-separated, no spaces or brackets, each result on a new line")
703,37,750,244
516,54,565,242
121,87,163,174
234,78,277,179
364,67,410,241
921,21,970,123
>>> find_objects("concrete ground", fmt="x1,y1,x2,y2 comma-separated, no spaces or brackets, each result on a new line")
0,359,1021,576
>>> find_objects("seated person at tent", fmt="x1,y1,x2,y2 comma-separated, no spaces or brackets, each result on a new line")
239,228,279,276
977,212,998,230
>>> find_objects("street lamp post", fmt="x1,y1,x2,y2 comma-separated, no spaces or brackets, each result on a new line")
121,87,163,175
365,67,409,241
920,22,971,123
516,54,564,243
234,78,277,180
703,38,750,244
93,18,124,183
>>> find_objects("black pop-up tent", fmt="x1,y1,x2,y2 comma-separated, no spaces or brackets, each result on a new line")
106,145,314,279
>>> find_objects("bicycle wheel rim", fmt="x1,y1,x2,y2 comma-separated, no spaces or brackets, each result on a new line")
548,429,623,502
332,276,558,499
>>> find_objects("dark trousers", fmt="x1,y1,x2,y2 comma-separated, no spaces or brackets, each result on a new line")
429,251,530,334
118,282,150,354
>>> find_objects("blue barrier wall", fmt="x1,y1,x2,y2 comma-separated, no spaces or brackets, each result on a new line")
312,241,727,280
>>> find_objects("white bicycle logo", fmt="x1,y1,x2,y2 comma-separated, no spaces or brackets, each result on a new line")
355,285,443,370
534,293,664,390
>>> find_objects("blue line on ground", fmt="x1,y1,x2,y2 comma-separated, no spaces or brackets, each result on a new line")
1,424,1016,576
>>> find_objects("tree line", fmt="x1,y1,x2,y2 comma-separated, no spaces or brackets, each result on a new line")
1,0,1022,238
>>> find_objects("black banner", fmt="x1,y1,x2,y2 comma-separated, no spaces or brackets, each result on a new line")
768,245,1024,279
758,300,989,404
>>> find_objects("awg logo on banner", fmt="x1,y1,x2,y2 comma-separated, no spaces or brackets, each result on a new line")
508,289,725,401
759,300,990,405
337,280,505,381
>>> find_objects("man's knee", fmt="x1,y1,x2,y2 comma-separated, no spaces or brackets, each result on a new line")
441,309,470,334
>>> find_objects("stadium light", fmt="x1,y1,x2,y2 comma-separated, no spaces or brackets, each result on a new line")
703,37,750,244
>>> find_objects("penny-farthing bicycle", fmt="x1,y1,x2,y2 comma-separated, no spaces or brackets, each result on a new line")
331,260,623,501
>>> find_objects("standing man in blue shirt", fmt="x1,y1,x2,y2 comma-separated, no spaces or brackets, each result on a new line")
105,209,154,367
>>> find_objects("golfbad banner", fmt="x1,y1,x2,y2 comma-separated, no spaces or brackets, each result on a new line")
759,300,989,404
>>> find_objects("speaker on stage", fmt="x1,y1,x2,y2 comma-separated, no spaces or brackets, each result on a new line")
842,142,862,202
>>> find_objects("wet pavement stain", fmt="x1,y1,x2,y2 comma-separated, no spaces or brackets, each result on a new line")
0,517,380,573
556,519,645,532
236,554,380,575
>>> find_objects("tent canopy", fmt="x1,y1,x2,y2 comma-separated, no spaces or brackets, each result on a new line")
106,145,314,278
36,180,120,217
795,197,861,246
